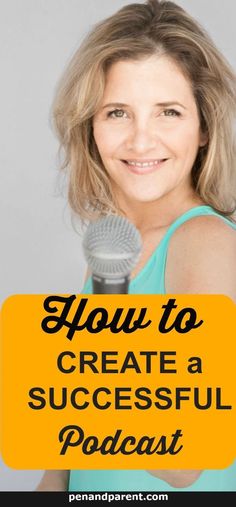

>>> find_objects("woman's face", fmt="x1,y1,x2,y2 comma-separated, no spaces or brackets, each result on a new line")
93,55,206,206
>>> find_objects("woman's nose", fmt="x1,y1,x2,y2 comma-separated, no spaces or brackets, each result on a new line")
125,122,158,153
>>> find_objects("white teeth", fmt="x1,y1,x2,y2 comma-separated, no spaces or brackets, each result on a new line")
126,160,163,167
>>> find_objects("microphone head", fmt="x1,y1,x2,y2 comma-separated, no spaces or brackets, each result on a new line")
82,214,142,278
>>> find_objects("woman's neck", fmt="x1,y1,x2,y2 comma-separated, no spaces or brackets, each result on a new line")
118,188,204,234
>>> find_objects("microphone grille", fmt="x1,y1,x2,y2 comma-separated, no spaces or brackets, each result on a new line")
82,214,142,277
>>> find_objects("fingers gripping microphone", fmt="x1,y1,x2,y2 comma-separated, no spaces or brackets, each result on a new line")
82,215,142,294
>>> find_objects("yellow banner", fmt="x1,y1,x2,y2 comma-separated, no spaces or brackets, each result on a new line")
1,294,236,469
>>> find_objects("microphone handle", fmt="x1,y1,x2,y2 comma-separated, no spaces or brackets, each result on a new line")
92,274,130,294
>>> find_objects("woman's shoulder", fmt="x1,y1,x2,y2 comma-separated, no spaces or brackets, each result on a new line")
165,213,236,300
173,212,236,247
177,213,236,253
170,211,236,248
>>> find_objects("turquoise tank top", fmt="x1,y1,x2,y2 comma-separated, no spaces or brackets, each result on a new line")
69,205,236,492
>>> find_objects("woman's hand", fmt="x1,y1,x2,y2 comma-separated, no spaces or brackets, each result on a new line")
146,469,202,488
35,470,69,491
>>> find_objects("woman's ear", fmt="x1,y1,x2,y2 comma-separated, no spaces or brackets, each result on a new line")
199,130,208,147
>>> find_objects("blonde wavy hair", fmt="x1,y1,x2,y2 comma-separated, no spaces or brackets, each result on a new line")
52,0,236,221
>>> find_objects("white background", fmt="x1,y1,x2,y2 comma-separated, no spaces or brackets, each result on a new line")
0,0,235,491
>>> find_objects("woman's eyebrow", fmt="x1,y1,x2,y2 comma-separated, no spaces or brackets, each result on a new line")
156,101,187,109
101,101,186,109
101,102,129,109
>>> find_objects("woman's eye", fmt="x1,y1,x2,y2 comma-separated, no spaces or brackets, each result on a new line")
162,109,181,117
107,109,127,119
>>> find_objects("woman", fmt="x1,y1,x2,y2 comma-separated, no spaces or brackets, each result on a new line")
37,0,236,492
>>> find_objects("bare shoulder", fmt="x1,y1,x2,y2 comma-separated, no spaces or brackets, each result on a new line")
171,214,236,254
166,215,236,300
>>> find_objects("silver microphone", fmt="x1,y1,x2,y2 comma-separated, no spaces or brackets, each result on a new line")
82,215,142,294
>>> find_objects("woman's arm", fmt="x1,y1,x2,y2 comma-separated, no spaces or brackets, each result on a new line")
35,470,69,491
147,469,202,487
147,216,236,487
166,215,236,301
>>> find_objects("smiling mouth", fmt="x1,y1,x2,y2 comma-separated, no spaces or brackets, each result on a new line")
121,159,168,174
